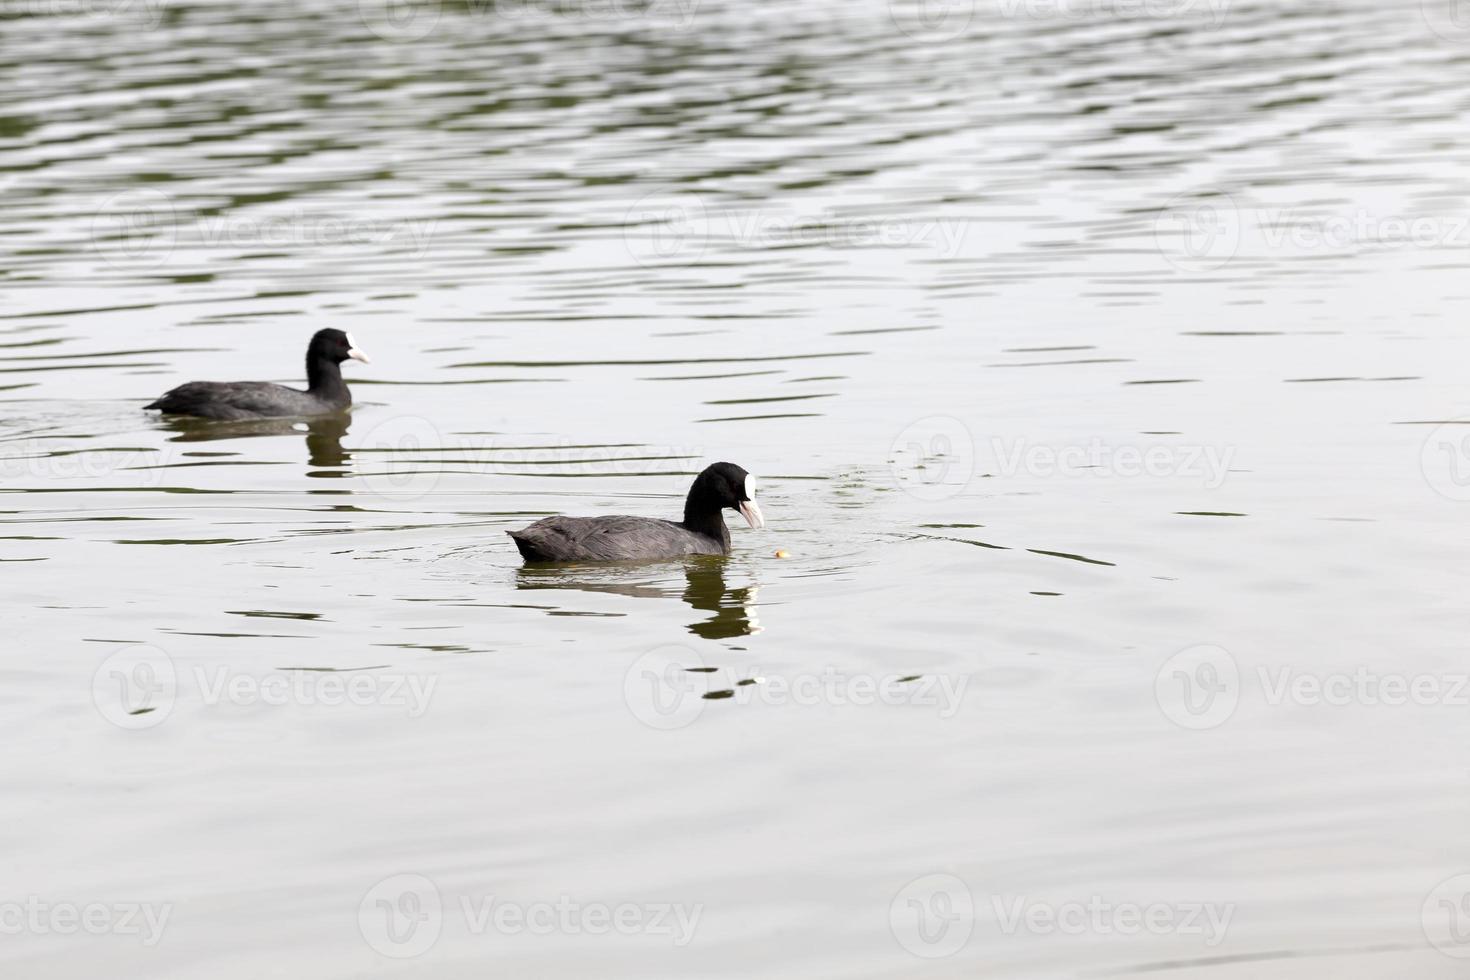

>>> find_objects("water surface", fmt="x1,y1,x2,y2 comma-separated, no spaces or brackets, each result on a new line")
4,1,1470,976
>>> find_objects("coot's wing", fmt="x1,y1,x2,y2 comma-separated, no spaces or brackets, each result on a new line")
509,515,719,561
146,381,313,420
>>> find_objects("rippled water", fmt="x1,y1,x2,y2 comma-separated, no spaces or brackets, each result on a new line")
6,0,1470,976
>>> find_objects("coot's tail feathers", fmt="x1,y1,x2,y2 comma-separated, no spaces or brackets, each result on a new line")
507,529,551,562
508,518,591,561
145,388,190,413
145,383,220,417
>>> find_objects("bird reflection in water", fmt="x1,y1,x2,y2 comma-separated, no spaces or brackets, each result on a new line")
158,413,352,475
514,556,761,639
681,558,760,640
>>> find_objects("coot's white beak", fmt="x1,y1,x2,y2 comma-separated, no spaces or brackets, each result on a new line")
346,332,370,364
736,474,764,529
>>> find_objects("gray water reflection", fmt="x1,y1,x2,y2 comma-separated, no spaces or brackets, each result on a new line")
680,558,761,640
514,555,761,639
157,413,352,472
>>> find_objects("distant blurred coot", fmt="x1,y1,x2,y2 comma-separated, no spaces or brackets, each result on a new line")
145,328,369,420
509,462,765,562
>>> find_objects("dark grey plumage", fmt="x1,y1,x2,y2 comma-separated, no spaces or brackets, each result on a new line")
509,462,765,563
145,328,368,420
509,515,727,561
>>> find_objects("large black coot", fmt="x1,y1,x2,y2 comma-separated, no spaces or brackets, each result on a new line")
145,328,369,420
509,462,765,562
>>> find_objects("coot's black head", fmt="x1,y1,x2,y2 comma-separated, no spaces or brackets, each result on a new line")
308,328,370,366
685,461,764,529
